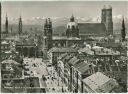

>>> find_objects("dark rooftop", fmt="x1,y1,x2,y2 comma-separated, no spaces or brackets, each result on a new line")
78,23,106,35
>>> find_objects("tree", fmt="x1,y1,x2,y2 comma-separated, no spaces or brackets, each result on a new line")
121,18,126,42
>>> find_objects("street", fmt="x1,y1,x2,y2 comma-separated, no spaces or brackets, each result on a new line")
23,58,68,92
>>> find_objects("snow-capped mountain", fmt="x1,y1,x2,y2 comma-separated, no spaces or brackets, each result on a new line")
2,14,128,26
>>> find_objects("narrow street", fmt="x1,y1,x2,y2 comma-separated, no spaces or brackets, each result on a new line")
23,58,68,93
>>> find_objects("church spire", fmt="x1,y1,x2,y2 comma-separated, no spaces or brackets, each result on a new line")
5,13,8,34
18,15,22,35
121,17,126,42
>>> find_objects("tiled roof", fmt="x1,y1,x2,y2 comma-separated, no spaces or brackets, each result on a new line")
74,61,90,74
83,72,118,93
48,47,78,53
78,23,106,35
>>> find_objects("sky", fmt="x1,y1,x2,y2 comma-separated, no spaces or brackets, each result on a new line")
1,1,128,23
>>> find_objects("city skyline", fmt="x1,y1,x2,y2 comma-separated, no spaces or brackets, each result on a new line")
1,1,127,93
1,1,128,24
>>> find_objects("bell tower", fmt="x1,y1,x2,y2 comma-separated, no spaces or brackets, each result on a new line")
5,14,8,34
101,5,106,24
101,5,113,35
43,18,53,51
66,15,79,38
106,5,113,35
18,16,22,35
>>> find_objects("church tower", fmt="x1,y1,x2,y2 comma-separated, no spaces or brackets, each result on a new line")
101,5,113,35
5,14,8,34
43,18,53,51
66,15,79,38
121,18,126,42
101,5,106,24
18,16,22,35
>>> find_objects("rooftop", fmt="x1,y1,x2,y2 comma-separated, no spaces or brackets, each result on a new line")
78,47,94,55
78,23,106,35
1,59,20,65
74,60,90,74
68,57,80,66
52,36,81,40
83,72,118,93
48,47,78,53
1,41,9,45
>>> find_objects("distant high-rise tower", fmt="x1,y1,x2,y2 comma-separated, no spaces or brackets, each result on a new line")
101,5,113,35
121,18,126,42
66,15,79,38
5,14,8,34
43,18,53,51
18,16,22,35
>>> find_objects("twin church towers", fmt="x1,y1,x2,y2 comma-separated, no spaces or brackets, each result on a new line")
43,5,113,50
4,5,113,51
4,14,22,35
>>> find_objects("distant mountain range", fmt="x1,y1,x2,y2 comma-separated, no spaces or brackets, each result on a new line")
2,14,128,25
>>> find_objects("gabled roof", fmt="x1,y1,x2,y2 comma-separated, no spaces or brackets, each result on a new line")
74,61,90,74
78,23,106,35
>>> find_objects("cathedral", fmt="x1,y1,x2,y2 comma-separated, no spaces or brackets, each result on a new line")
43,5,113,51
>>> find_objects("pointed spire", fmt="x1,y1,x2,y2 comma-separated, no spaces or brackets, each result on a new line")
5,13,8,21
122,17,125,27
121,16,126,42
5,13,8,34
19,15,22,35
